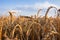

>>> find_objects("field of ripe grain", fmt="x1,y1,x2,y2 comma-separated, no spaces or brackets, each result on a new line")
0,6,60,40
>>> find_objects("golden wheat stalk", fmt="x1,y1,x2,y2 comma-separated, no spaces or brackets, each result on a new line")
0,26,2,40
0,21,3,40
36,9,42,18
44,31,59,40
12,24,23,40
9,11,16,24
26,21,41,40
57,9,60,17
45,6,57,22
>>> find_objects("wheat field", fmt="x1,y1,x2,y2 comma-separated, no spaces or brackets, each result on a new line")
0,6,60,40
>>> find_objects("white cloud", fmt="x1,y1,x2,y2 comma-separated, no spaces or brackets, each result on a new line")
13,1,60,16
9,10,22,13
34,1,60,9
15,1,60,11
0,1,60,16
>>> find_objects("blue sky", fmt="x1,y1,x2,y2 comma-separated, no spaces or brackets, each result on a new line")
0,0,60,16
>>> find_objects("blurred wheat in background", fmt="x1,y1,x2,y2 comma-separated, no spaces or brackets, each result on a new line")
0,6,60,40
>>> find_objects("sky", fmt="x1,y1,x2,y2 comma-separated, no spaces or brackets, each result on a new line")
0,0,60,17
